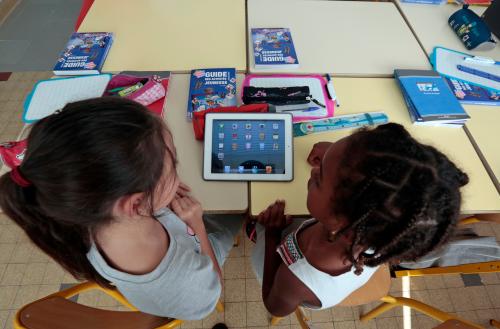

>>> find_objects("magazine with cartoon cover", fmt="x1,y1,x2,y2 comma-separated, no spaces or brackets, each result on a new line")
187,68,237,120
53,32,114,75
251,28,299,69
445,77,500,106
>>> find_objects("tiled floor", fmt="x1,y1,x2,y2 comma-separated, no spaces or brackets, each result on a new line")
1,72,500,329
0,0,81,71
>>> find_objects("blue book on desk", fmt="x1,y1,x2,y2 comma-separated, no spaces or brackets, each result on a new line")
251,28,299,69
53,32,114,76
186,68,237,120
445,77,500,106
394,69,470,125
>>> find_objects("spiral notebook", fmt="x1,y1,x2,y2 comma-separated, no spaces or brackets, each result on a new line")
23,74,112,123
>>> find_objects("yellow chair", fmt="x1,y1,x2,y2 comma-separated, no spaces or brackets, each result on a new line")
271,265,484,329
14,281,224,329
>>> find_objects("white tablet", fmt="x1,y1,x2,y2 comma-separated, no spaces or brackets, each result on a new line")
203,113,293,181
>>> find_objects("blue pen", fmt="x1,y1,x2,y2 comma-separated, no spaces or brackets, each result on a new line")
457,64,500,83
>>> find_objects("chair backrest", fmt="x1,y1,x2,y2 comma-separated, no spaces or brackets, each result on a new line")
17,296,171,329
338,265,391,307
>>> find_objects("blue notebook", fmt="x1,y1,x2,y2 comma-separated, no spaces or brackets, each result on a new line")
53,32,114,76
394,69,470,125
186,68,237,120
251,28,299,69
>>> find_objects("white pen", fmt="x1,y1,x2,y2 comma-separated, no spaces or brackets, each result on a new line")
325,74,340,107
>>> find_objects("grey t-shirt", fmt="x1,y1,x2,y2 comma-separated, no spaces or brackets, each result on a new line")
87,208,221,320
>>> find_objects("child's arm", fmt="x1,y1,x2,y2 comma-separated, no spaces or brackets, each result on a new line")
258,201,320,316
307,142,333,167
171,195,223,282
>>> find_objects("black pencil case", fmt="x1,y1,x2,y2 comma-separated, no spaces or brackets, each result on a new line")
242,86,310,106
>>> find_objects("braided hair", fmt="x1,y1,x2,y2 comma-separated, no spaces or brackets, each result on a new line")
331,123,468,274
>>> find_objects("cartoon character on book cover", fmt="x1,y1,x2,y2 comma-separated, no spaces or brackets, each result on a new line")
56,32,113,71
187,69,237,118
252,28,298,66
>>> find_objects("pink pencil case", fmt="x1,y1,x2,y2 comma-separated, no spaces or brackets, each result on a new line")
242,74,335,123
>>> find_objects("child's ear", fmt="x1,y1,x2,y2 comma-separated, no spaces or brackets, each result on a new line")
112,192,146,218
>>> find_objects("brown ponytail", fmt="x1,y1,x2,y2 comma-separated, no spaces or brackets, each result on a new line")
0,97,170,287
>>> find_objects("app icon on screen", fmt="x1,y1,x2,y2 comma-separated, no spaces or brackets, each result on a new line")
224,165,231,173
259,132,265,140
272,133,279,140
245,123,252,129
217,152,224,160
252,166,258,173
273,143,279,150
232,123,238,130
238,166,244,173
259,123,266,129
232,133,238,139
245,134,252,140
259,143,265,150
265,166,272,174
218,133,224,139
218,143,224,149
232,143,238,151
273,123,279,130
245,142,251,149
219,123,224,129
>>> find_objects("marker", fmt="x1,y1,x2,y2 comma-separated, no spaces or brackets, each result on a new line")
457,64,500,83
325,74,340,107
463,56,498,66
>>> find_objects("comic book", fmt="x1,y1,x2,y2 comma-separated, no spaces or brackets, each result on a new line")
251,28,299,69
53,32,114,75
445,77,500,106
186,68,237,120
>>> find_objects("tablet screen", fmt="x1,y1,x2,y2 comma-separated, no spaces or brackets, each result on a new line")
211,119,286,174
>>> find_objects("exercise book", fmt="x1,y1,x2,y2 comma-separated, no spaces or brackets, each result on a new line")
23,74,112,123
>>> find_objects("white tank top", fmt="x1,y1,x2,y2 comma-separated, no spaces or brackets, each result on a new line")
276,219,379,309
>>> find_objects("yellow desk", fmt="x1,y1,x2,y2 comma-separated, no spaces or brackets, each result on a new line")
250,78,500,216
164,74,248,213
247,0,430,76
395,1,500,58
78,0,246,73
463,106,500,193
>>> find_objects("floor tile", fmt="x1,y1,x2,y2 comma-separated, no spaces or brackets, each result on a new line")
202,308,224,328
464,286,493,309
245,278,261,302
354,319,378,329
485,284,500,307
21,262,47,285
310,308,332,323
246,301,268,327
224,279,246,302
1,263,26,285
374,317,399,329
42,262,65,284
224,302,247,328
331,306,356,322
12,285,39,309
223,257,245,279
0,286,18,310
423,275,446,290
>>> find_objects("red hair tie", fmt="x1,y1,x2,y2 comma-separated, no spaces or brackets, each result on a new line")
10,167,31,187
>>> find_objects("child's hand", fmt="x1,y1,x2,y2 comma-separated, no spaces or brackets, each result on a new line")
171,195,204,232
307,142,332,167
176,182,191,198
257,200,291,231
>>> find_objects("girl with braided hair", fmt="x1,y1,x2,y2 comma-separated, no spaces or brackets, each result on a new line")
249,123,469,317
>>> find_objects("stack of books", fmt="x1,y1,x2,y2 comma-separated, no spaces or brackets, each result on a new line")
394,69,470,126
